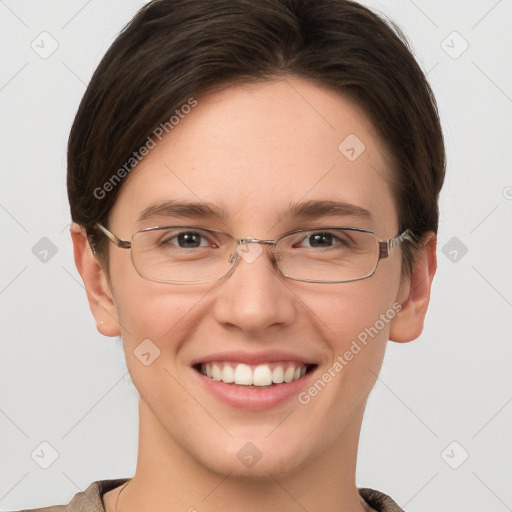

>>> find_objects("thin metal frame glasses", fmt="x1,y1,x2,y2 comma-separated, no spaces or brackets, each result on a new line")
95,223,415,285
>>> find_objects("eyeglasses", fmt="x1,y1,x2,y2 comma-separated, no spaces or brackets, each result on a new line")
95,223,415,284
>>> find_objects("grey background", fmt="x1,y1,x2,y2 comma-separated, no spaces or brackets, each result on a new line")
0,1,511,510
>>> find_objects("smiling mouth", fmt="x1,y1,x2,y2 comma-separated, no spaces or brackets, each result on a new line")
193,362,318,388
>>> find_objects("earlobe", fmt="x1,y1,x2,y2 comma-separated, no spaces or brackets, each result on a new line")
70,223,121,337
389,232,437,343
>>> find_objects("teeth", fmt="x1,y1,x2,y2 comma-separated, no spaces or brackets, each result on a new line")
234,363,252,385
199,362,308,387
253,365,272,386
222,364,235,383
212,364,222,381
283,366,295,383
272,366,284,383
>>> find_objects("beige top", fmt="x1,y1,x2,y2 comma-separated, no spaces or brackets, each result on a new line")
14,478,406,512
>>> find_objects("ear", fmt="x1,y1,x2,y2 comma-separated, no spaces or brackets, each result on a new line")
389,231,437,343
70,223,121,337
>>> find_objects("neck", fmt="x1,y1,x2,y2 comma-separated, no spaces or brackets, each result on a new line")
114,398,372,512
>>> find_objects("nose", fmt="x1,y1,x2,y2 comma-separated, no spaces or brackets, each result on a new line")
211,241,297,335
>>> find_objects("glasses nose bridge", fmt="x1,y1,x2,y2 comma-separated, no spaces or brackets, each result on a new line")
228,237,280,267
237,237,278,257
238,236,276,247
226,236,278,268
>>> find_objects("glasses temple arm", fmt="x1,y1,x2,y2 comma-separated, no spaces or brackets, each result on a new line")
95,223,131,249
378,229,418,259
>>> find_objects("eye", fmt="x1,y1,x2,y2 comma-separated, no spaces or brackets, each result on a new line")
159,229,217,249
295,231,351,249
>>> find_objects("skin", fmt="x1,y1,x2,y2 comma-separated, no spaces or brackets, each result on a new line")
72,76,436,512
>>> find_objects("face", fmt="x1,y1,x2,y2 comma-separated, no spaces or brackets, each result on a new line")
100,77,409,478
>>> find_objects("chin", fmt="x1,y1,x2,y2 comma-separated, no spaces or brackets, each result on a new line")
196,436,310,480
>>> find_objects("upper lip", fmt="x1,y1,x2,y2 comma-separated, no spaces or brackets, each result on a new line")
191,349,319,367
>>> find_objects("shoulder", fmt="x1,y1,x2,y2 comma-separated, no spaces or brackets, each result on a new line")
359,487,406,512
15,481,400,512
12,478,130,512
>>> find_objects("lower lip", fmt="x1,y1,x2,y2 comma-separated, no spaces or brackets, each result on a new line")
193,366,318,412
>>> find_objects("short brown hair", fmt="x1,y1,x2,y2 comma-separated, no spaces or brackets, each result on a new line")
67,0,445,277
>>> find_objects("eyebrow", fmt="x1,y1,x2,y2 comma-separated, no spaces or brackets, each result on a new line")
286,199,372,222
136,199,373,225
137,201,230,224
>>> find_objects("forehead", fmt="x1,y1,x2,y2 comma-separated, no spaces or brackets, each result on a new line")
110,76,399,237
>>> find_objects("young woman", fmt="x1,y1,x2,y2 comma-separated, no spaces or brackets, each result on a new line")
18,0,444,510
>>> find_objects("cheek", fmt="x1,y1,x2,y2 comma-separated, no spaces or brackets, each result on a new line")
108,254,209,374
109,250,196,338
111,286,206,408
288,284,396,450
303,277,399,350
114,285,206,347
